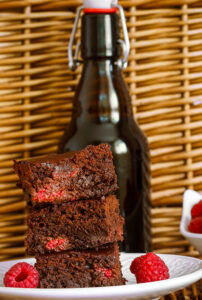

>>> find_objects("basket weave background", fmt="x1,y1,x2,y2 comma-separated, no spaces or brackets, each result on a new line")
0,0,202,297
0,0,202,263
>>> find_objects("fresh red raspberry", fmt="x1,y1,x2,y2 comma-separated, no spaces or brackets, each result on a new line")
188,216,202,233
4,262,39,288
191,200,202,219
130,253,169,283
96,268,112,278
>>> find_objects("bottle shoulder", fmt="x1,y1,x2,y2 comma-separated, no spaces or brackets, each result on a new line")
60,60,149,153
59,117,149,154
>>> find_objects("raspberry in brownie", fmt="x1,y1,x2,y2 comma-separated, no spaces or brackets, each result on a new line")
35,243,125,288
26,195,124,254
14,144,118,205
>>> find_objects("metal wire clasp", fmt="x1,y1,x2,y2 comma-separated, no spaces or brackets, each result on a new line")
68,4,130,71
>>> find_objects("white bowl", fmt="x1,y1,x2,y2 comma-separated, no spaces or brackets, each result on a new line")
180,189,202,254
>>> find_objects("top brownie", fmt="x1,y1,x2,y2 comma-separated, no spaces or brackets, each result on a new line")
14,144,118,205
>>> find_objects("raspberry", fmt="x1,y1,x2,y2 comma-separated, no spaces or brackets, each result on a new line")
46,238,69,251
191,200,202,219
130,253,169,283
188,216,202,233
103,269,112,278
4,262,39,288
33,189,64,203
33,189,47,202
96,268,112,278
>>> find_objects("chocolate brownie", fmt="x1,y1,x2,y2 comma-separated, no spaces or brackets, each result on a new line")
35,243,125,288
14,144,118,204
26,195,124,254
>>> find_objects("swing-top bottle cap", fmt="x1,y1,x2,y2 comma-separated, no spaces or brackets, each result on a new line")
83,0,117,13
83,0,117,9
69,0,130,70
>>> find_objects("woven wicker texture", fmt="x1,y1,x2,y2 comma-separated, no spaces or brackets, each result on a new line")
0,0,202,267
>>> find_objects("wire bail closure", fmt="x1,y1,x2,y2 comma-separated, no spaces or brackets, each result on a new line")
68,4,130,71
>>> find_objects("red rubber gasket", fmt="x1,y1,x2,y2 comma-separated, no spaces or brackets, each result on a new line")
83,8,117,14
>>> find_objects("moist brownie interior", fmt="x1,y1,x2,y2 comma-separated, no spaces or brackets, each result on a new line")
35,243,126,288
14,144,118,204
26,195,124,254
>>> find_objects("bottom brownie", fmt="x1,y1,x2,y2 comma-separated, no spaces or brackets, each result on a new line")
35,243,125,288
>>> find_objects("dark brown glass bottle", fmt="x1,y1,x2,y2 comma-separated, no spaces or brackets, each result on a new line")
59,11,151,252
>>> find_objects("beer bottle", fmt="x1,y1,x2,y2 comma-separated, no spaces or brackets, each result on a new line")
59,0,151,252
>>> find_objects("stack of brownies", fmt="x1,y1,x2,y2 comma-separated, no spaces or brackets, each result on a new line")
14,144,125,288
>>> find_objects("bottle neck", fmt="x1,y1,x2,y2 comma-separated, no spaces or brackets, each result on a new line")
81,12,121,59
73,58,134,124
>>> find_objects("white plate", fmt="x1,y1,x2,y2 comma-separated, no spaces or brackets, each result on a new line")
0,254,201,300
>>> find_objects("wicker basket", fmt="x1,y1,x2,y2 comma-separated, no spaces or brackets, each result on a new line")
0,0,202,260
